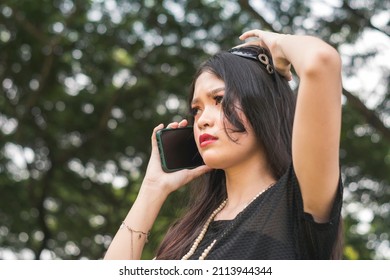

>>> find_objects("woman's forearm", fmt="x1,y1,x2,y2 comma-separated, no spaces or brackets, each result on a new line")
103,185,168,260
277,34,342,79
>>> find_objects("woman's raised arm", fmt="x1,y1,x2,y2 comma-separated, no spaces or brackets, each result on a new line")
240,30,342,222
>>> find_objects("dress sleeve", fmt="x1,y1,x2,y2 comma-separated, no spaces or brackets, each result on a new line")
289,165,344,259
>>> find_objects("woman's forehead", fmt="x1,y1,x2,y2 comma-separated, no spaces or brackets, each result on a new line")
193,72,225,96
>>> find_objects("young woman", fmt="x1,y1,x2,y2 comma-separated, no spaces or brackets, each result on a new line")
104,30,343,260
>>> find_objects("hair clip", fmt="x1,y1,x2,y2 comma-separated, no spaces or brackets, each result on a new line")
228,46,274,75
257,52,274,74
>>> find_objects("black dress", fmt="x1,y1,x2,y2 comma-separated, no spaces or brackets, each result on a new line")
189,164,343,259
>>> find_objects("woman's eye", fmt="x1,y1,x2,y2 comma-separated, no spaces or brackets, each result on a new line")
214,95,223,105
190,107,200,116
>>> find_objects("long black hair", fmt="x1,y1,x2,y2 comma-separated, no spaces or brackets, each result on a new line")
155,46,296,259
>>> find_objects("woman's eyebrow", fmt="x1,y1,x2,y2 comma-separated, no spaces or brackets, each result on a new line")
191,87,225,105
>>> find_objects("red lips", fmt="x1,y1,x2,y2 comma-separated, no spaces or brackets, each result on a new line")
199,133,218,147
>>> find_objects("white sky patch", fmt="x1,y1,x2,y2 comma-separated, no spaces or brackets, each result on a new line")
67,159,133,189
340,29,390,109
64,73,92,96
3,143,34,170
163,0,185,22
165,94,180,111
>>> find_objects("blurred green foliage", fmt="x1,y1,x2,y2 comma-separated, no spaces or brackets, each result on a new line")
0,0,389,259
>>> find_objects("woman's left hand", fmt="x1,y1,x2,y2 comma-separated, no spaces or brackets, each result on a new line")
238,30,293,80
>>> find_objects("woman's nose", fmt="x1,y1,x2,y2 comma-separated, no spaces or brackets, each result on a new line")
196,106,216,129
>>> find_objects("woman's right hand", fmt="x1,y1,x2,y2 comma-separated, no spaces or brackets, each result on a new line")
140,120,212,198
105,121,210,260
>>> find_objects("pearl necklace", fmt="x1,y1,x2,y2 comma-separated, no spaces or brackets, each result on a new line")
181,183,275,260
181,199,227,260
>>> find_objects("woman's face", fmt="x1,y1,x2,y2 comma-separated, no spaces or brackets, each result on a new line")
191,71,262,170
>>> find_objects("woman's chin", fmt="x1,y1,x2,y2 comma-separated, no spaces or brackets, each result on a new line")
202,158,226,170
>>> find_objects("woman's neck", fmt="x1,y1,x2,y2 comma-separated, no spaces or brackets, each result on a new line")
216,155,276,220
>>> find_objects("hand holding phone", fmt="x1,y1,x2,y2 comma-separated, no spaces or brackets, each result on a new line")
156,127,204,173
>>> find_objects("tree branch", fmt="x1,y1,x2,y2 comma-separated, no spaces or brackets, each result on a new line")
34,162,54,259
238,0,276,31
24,43,56,111
343,88,390,142
12,9,47,44
55,88,124,165
342,0,390,37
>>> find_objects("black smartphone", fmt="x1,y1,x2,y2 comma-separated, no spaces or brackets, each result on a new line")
156,126,204,173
